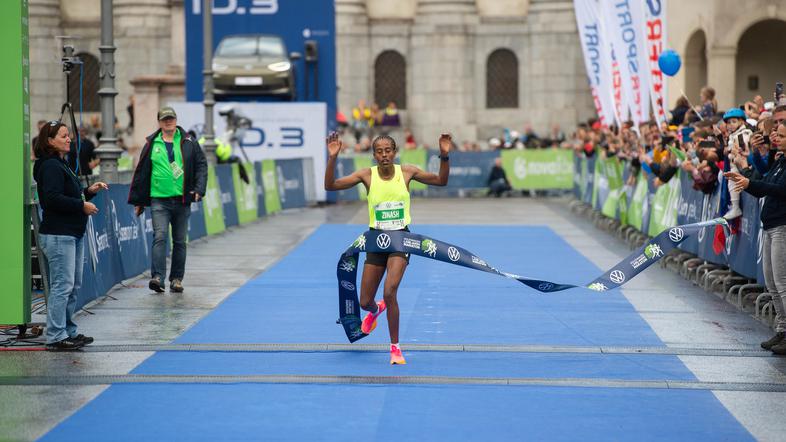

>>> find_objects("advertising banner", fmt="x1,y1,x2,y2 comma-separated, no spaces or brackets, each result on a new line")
188,200,208,241
261,159,283,213
676,171,702,255
399,149,428,191
601,157,624,218
184,0,336,112
334,157,360,201
647,171,681,237
583,156,596,204
600,0,645,125
215,164,239,227
643,0,668,124
353,156,373,200
573,0,616,126
0,0,30,323
254,161,268,218
233,163,259,224
203,165,226,235
107,186,153,280
429,150,498,189
276,159,307,209
171,102,327,201
501,149,574,190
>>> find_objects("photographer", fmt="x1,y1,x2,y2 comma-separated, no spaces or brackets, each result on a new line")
725,121,786,354
33,121,108,350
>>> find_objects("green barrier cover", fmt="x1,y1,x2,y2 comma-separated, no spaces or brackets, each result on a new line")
399,149,427,191
233,163,258,224
580,157,588,200
591,156,601,208
628,171,648,231
117,156,133,171
501,149,574,190
262,159,282,213
0,1,30,324
203,165,226,235
648,171,682,237
601,157,624,219
353,156,373,201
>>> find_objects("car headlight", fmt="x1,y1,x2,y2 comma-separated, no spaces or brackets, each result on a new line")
212,63,228,72
267,61,291,72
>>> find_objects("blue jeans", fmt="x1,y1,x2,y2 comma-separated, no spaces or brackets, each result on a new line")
151,197,191,282
39,234,84,344
763,226,786,332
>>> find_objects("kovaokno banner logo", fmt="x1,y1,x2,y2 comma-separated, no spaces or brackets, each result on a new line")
336,218,728,342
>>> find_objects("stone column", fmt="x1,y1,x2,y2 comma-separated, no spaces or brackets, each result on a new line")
96,0,123,183
114,0,171,135
409,0,478,145
335,0,370,119
28,0,63,131
707,45,737,110
169,0,185,75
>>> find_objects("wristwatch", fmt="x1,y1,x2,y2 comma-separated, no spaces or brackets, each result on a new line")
439,154,449,161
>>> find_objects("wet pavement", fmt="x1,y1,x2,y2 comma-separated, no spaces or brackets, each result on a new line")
2,197,785,441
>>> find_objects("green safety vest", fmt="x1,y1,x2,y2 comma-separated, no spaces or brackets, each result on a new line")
150,131,184,198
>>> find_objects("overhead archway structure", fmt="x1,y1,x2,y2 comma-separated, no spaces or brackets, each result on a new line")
684,29,707,108
735,19,786,106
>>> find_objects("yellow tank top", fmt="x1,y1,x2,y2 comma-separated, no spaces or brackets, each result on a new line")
367,165,411,230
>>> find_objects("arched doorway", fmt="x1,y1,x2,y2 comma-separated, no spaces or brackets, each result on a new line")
374,50,407,109
684,29,707,107
736,19,786,105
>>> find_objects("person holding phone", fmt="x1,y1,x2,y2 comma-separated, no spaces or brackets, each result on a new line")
33,121,109,350
725,122,786,354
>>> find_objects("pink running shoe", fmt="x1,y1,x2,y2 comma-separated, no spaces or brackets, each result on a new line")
390,344,406,365
361,300,386,335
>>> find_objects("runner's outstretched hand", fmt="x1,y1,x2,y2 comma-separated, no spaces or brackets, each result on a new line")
327,131,343,157
439,133,452,156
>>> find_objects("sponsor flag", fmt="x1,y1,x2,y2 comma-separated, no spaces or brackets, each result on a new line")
574,0,617,127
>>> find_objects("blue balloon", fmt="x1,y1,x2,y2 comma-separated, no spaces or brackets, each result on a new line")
658,49,682,77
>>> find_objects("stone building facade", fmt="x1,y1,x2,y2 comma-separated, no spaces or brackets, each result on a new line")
27,0,786,149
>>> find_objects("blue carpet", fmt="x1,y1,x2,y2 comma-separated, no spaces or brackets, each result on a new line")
41,225,753,441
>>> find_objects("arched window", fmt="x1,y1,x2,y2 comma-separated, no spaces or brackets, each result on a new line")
374,50,407,109
486,48,519,108
67,52,100,112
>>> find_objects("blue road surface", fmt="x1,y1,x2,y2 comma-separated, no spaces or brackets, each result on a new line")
42,225,754,441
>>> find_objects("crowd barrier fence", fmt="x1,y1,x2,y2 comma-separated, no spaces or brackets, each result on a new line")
573,154,765,284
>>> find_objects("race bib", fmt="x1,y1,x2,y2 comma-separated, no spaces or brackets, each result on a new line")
170,162,184,180
373,201,405,230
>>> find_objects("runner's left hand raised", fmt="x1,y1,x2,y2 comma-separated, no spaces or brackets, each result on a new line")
438,133,452,155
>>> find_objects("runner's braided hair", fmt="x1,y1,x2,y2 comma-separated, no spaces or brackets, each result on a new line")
371,134,397,151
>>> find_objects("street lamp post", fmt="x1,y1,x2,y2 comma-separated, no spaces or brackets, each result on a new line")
202,0,217,164
96,0,122,182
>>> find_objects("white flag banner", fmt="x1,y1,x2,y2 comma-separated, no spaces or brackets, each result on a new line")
573,0,616,127
630,0,651,123
600,0,647,126
643,0,668,125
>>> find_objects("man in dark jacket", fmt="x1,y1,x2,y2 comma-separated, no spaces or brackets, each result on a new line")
128,107,207,293
487,157,512,197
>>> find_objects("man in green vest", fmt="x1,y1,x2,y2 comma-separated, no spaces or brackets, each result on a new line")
128,107,207,293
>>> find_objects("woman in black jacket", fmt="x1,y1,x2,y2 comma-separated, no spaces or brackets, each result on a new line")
33,121,108,351
726,122,786,354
